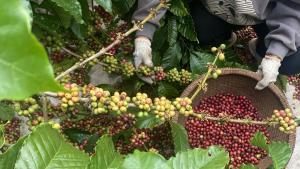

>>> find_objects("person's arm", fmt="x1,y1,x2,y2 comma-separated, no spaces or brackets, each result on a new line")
255,0,300,90
264,0,300,59
132,0,167,41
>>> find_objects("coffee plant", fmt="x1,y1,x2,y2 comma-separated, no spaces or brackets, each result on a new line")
0,0,298,169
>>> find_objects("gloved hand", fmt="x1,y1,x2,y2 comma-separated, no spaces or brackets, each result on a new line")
134,37,153,68
255,55,282,90
133,37,154,84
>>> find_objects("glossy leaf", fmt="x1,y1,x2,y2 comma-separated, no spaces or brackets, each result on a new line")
250,131,268,149
95,0,113,14
0,102,15,121
177,16,198,41
0,125,4,148
268,141,292,169
88,135,123,169
241,164,258,169
167,17,178,46
50,0,84,24
169,122,190,153
167,146,229,169
112,0,136,15
14,124,89,169
157,82,179,98
121,150,170,169
0,137,26,169
0,0,61,100
169,0,188,16
190,51,214,74
162,42,182,70
136,115,162,129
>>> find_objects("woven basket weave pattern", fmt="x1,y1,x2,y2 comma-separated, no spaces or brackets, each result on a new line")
176,68,295,169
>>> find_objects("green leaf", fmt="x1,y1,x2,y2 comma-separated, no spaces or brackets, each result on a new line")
51,2,73,28
136,115,162,129
0,102,15,121
169,0,188,16
162,42,182,70
250,131,268,150
0,137,26,169
88,135,123,169
14,124,89,169
169,122,190,153
275,75,288,92
152,25,168,52
190,51,214,74
50,0,84,24
0,125,4,148
22,0,33,25
167,146,229,169
241,164,259,169
0,0,61,100
121,150,170,169
71,22,87,39
167,17,178,46
95,0,113,14
157,82,179,98
112,0,136,16
63,128,90,144
268,141,292,169
177,16,198,41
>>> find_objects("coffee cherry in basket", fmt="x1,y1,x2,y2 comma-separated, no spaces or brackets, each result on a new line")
185,93,269,168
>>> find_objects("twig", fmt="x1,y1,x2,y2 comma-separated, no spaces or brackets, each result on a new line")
191,51,220,100
62,47,82,58
55,1,168,81
189,112,277,125
42,95,48,122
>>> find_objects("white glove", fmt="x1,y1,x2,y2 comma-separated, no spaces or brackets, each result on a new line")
255,57,281,90
133,37,153,68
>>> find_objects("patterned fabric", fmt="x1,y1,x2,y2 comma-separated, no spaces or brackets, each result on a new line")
202,0,259,25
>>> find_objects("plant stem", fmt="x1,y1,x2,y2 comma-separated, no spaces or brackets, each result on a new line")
189,112,277,125
42,95,48,122
62,47,82,58
191,51,220,100
55,1,168,81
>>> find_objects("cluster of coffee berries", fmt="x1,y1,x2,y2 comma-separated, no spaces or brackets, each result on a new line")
89,87,110,114
61,115,111,134
130,131,150,147
103,55,119,73
108,92,130,114
57,83,80,111
137,65,153,77
288,75,300,101
14,98,39,116
211,69,222,79
153,97,176,121
233,27,257,64
179,69,192,85
2,118,20,144
49,121,61,130
154,67,166,81
271,109,298,133
173,97,193,116
120,59,135,78
82,50,98,66
167,68,181,82
186,93,269,168
25,111,50,130
108,113,136,136
43,35,63,53
132,93,152,111
211,44,226,61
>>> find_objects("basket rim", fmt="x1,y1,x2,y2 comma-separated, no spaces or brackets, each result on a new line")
177,68,296,167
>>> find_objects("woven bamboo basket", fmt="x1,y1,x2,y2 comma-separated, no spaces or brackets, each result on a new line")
174,68,296,169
